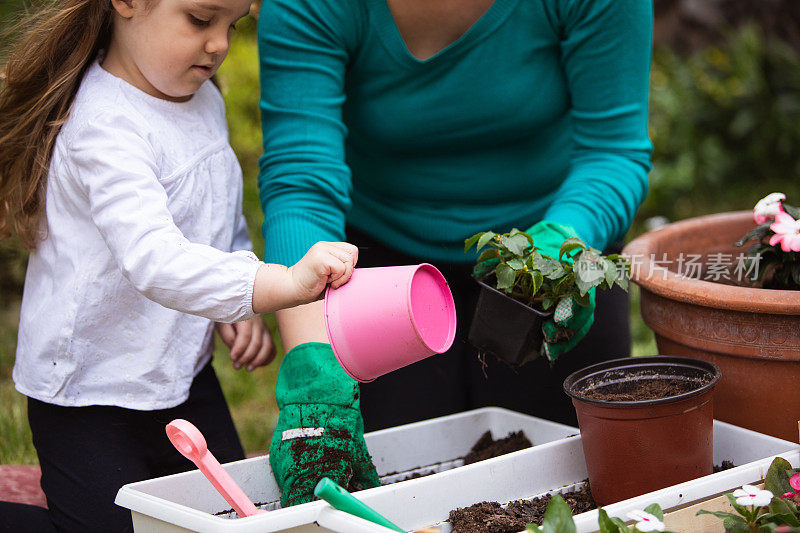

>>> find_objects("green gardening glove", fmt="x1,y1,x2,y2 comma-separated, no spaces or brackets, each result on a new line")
269,342,380,507
527,221,596,363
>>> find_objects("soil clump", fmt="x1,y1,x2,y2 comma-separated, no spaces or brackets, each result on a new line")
464,431,532,465
449,483,595,533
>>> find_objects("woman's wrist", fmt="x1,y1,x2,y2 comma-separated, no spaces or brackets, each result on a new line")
275,302,329,352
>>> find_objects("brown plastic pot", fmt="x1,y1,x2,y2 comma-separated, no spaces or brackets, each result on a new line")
623,211,800,442
467,278,552,365
563,356,721,506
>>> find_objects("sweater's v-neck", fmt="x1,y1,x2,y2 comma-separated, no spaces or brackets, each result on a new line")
371,0,518,67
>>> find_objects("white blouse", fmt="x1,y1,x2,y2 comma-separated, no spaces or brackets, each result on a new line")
13,61,263,410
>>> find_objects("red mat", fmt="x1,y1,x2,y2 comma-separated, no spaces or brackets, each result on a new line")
0,465,47,508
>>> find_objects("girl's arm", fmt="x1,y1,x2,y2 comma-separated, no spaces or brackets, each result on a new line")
541,0,653,250
67,110,354,322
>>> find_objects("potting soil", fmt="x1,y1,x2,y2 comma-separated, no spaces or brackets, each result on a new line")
464,431,532,465
581,374,712,402
448,483,595,533
713,460,735,473
384,430,534,484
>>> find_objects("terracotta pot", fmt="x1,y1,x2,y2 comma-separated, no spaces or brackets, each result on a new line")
563,356,721,506
623,211,800,442
467,278,552,365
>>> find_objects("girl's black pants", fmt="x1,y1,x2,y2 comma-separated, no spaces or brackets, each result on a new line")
0,362,243,533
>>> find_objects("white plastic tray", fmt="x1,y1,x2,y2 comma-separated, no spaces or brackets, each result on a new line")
117,411,798,533
338,420,797,533
115,407,577,532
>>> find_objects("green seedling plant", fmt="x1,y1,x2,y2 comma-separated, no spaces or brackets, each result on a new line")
525,494,675,533
697,457,800,532
465,228,630,312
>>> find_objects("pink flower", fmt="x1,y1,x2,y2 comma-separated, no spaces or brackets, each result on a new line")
791,472,800,492
754,192,786,224
769,212,800,252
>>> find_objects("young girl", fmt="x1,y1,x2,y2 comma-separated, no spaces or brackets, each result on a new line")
0,0,358,530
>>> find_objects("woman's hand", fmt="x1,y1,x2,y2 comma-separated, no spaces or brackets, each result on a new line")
216,317,276,371
287,241,359,304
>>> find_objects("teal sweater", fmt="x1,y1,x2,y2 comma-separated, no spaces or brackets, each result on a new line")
257,0,652,265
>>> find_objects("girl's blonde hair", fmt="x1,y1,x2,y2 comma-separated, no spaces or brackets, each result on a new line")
0,0,113,248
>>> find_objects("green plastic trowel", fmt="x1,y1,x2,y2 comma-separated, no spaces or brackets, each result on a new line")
313,477,405,532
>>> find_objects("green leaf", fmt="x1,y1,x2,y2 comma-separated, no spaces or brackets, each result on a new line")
722,518,751,533
476,231,496,251
502,233,531,256
725,493,753,519
529,270,544,297
509,228,534,246
542,297,554,310
476,248,500,264
696,509,746,521
538,495,576,533
769,496,800,524
602,257,618,288
573,290,591,307
532,253,566,279
609,517,632,532
507,258,525,270
574,251,604,282
784,204,800,219
559,237,587,260
526,525,544,533
643,504,664,521
496,263,516,291
574,252,604,295
758,510,800,527
735,222,773,247
464,232,482,252
765,457,795,496
552,272,574,297
597,509,623,533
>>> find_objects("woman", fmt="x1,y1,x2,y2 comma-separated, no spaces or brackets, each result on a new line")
257,0,652,506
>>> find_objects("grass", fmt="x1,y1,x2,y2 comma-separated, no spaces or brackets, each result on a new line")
0,301,34,464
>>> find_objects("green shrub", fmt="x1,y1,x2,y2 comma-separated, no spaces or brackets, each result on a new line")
645,24,800,222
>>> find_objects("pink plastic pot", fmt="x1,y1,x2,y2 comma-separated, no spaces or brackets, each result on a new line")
324,264,457,382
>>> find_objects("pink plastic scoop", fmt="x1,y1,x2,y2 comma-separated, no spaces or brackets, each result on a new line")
166,419,266,517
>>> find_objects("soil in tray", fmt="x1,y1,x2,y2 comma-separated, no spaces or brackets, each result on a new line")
581,374,712,402
464,430,532,465
714,460,735,473
385,430,533,483
449,483,596,533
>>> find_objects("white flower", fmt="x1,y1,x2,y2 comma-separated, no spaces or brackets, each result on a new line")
753,192,786,224
627,510,665,532
732,484,774,507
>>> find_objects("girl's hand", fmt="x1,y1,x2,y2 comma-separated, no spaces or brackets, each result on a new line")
287,242,358,304
216,317,276,371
